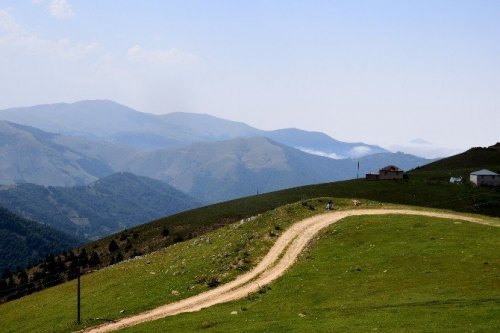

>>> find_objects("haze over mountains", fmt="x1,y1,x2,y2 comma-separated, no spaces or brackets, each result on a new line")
0,100,388,156
0,100,432,201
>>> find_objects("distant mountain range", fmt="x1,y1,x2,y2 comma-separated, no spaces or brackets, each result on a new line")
0,172,202,240
0,99,434,209
0,116,432,203
0,100,388,157
0,207,78,272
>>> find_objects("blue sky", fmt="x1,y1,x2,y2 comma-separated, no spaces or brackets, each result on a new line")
0,1,499,157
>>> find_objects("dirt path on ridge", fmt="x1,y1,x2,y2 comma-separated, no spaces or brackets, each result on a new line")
80,209,490,333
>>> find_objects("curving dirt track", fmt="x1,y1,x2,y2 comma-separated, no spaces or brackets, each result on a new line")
80,209,490,333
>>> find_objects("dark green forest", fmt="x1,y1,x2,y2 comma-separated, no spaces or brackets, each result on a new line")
0,207,78,273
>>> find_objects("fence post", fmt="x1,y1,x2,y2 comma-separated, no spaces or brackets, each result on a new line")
76,267,81,324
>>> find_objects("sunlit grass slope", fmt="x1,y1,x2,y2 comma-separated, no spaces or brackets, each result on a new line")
120,214,500,333
1,198,371,333
2,202,498,332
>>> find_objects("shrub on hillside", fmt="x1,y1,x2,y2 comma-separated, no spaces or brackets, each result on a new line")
108,240,119,252
206,277,220,288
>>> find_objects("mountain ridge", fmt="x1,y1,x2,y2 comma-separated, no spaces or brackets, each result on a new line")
0,100,388,157
0,114,432,202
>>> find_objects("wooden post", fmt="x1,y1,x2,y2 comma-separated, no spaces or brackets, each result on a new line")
77,268,81,324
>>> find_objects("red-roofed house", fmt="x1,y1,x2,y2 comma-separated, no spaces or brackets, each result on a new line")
379,165,404,180
366,165,404,180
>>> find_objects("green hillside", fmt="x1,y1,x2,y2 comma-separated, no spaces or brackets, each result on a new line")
0,198,336,332
0,202,498,333
416,143,500,173
123,214,500,333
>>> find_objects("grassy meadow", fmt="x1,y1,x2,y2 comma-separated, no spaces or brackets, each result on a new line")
0,198,370,332
120,214,500,333
1,200,498,332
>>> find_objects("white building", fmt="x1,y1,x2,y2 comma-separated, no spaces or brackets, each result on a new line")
470,169,500,187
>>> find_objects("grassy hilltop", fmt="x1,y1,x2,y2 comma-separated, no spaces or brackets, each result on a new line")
122,214,500,333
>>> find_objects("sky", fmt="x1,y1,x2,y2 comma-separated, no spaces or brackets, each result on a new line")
0,1,499,158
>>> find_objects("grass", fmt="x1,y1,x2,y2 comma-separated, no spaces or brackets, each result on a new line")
119,214,500,333
2,203,497,332
0,198,373,333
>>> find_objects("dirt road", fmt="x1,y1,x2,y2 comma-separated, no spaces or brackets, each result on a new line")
80,209,489,333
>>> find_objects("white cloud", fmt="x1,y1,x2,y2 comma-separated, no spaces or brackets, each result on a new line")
349,146,373,158
0,9,97,60
0,10,199,112
297,147,345,159
127,44,198,65
49,0,74,19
